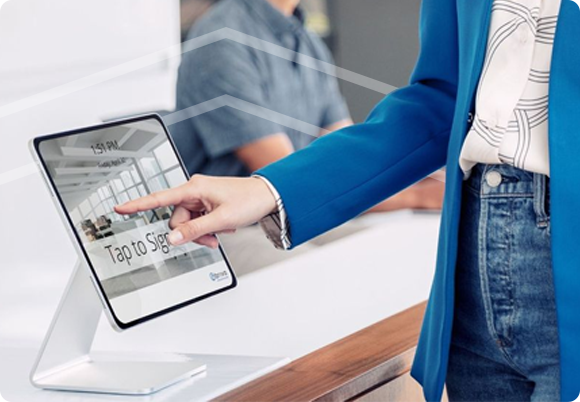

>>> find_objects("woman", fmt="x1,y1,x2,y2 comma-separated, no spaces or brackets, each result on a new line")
116,0,580,400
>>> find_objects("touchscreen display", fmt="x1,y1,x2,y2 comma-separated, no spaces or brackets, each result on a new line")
36,117,235,326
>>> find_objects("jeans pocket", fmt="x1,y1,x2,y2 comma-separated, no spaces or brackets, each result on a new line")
481,198,516,347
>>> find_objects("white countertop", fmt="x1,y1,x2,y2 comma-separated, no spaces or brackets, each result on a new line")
0,210,441,402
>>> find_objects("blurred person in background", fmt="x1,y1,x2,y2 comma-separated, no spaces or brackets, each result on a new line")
171,0,445,273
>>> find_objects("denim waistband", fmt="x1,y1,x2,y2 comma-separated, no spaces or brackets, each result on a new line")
465,163,550,225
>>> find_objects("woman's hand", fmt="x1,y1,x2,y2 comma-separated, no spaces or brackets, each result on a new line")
114,175,277,249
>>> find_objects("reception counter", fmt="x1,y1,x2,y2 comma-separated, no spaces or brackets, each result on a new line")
218,302,427,401
0,210,440,401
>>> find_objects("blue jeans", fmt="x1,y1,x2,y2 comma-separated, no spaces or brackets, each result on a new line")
446,164,561,401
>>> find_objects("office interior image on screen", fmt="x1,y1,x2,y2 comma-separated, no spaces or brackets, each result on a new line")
38,118,234,324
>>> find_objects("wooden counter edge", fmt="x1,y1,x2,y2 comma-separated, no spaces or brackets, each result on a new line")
214,301,427,402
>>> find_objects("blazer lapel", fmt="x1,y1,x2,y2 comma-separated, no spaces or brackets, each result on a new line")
449,0,494,160
445,0,494,212
547,1,580,400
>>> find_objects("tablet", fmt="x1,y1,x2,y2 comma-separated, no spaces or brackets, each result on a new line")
31,114,237,330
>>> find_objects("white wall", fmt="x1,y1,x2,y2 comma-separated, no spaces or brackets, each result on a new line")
0,0,181,343
0,0,181,174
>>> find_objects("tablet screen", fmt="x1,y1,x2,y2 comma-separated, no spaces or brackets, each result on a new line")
35,116,236,328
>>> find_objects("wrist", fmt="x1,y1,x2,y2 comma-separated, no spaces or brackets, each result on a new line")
252,175,278,214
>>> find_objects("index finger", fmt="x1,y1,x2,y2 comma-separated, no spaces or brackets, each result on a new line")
114,186,187,215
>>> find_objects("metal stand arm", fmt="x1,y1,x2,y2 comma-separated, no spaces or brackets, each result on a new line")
29,260,289,398
30,260,206,395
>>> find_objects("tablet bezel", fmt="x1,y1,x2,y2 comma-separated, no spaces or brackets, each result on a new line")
33,114,238,330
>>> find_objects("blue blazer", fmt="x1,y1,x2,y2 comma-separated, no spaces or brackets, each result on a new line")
257,0,580,400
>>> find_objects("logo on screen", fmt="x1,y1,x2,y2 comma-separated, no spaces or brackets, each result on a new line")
209,270,229,282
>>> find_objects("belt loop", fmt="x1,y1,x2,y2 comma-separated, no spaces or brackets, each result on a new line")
533,173,549,227
546,176,550,214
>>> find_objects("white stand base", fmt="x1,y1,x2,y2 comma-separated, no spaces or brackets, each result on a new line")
30,260,288,397
33,351,206,395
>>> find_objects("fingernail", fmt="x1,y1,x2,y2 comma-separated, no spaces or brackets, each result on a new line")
168,230,184,245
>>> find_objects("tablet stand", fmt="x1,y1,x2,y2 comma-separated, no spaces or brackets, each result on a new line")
30,260,288,396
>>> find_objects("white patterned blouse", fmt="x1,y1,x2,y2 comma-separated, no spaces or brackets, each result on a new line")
259,0,562,250
459,0,561,177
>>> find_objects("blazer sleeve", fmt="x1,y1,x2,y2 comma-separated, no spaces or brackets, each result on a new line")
255,0,460,248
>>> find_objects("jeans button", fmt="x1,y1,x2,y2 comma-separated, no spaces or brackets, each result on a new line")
485,170,502,187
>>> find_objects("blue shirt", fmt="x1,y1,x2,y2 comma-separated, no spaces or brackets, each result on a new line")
171,0,350,177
